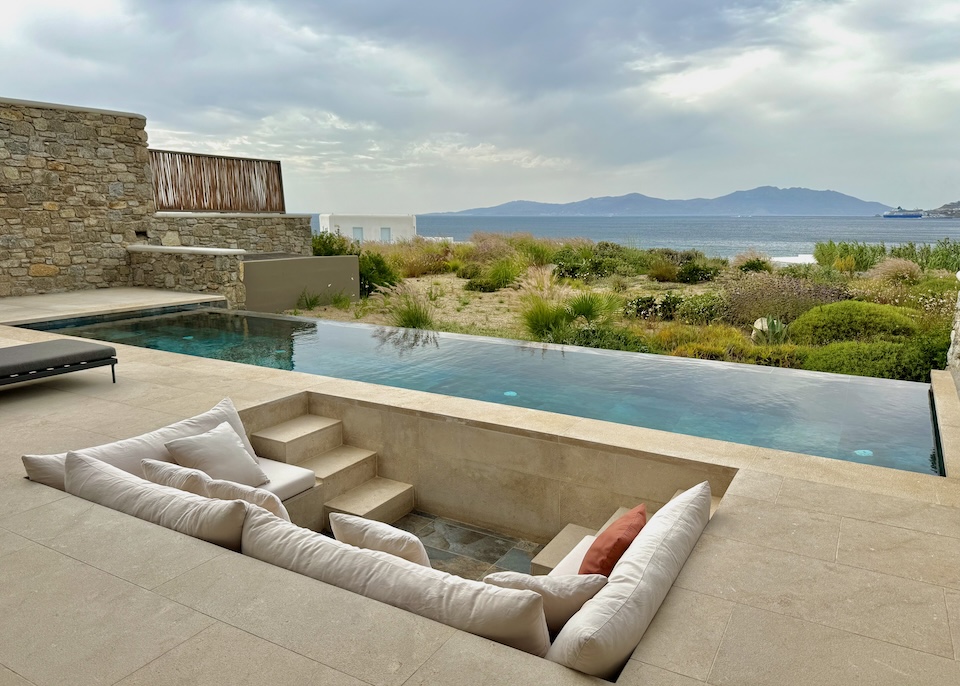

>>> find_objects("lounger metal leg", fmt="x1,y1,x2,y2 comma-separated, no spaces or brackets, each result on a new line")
111,363,116,383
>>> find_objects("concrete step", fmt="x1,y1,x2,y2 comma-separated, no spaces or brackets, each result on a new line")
298,445,377,502
250,415,342,464
325,477,414,526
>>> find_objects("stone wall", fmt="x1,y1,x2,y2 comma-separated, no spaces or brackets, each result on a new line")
0,98,154,296
152,212,311,255
0,97,314,300
128,246,246,309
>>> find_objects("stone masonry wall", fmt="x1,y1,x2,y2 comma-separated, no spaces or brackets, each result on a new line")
0,98,154,296
129,250,246,309
151,213,311,255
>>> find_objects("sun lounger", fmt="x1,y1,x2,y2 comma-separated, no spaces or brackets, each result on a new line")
0,340,117,386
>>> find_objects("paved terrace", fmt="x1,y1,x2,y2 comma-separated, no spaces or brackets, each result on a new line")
2,290,960,685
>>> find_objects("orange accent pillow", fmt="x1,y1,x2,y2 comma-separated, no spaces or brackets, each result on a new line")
578,504,647,576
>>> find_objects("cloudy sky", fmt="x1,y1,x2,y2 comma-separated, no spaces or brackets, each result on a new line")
2,0,959,213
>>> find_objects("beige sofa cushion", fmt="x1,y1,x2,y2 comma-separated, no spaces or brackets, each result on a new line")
549,535,596,577
64,451,248,551
142,459,289,521
484,571,607,635
329,512,430,567
546,481,712,678
22,398,254,490
242,507,550,656
165,421,268,487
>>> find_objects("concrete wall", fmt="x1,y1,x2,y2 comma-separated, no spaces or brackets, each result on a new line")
243,255,359,312
0,97,154,297
0,97,313,299
319,214,417,244
153,212,311,255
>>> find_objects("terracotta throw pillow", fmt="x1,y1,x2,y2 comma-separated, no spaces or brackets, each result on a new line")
578,503,647,576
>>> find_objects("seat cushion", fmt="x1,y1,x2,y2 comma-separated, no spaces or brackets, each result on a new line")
141,459,290,521
549,535,596,577
0,340,116,376
22,397,254,491
546,482,712,679
257,458,316,501
329,512,431,567
242,507,550,656
484,571,607,635
64,451,248,551
165,421,269,487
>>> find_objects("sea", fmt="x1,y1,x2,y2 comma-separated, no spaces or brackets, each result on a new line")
415,215,960,260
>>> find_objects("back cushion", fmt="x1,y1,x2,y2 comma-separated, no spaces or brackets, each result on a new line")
22,397,254,490
329,512,431,567
242,507,550,656
141,459,289,521
546,481,712,679
64,451,248,551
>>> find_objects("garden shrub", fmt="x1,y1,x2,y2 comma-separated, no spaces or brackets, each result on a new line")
813,241,886,271
657,292,684,320
383,286,434,329
648,248,705,266
676,260,720,284
801,335,947,382
748,344,808,369
455,263,482,280
623,295,658,319
567,291,620,324
890,238,960,272
358,252,400,297
669,325,751,361
865,258,921,284
732,250,773,273
562,325,649,353
465,257,523,292
724,272,849,326
522,295,573,340
789,301,917,345
676,292,727,325
507,234,559,267
312,231,355,256
647,261,678,282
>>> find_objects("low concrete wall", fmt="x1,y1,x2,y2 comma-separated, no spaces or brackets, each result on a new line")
240,391,736,543
242,255,359,313
128,245,246,309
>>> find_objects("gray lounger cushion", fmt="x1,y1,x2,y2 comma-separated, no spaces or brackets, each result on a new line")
0,340,116,376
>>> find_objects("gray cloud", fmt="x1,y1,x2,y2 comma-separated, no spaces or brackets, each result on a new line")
1,0,958,212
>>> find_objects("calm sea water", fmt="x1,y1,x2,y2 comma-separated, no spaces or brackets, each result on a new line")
416,215,960,259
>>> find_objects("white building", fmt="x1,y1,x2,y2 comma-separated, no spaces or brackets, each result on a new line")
317,214,417,244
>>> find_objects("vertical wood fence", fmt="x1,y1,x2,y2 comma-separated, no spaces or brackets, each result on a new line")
150,149,286,213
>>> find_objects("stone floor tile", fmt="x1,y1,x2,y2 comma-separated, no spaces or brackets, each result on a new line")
402,631,601,686
115,623,367,686
420,520,516,564
838,517,960,589
676,533,953,657
0,529,31,560
0,543,212,686
777,477,960,539
710,604,960,686
946,589,960,661
630,587,733,681
722,469,783,502
0,664,33,686
154,553,453,686
0,475,69,520
617,661,706,685
392,512,433,535
494,547,536,574
425,546,495,580
705,494,841,561
0,496,226,589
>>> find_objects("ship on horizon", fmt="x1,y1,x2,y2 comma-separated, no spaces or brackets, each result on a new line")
882,206,924,218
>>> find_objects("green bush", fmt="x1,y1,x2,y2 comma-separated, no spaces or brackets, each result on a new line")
358,252,400,297
522,296,573,340
890,238,960,271
739,258,773,273
465,257,523,292
561,325,649,353
801,335,947,382
567,292,620,324
724,273,849,326
455,263,482,280
789,301,918,345
623,295,658,319
676,260,720,284
647,261,678,282
385,288,434,329
312,231,356,257
813,241,886,271
676,292,727,324
657,292,684,320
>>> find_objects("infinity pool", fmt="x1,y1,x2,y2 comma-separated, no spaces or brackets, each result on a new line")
40,309,942,476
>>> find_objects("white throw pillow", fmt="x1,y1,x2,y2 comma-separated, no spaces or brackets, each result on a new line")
549,535,597,577
64,451,248,551
22,397,254,490
546,481,712,679
165,421,268,487
484,571,607,635
142,459,289,521
242,507,550,656
329,512,430,567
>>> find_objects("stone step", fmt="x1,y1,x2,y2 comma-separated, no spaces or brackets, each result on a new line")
250,415,342,464
298,445,377,503
324,477,414,526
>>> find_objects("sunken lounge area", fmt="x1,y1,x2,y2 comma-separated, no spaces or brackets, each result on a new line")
4,299,960,685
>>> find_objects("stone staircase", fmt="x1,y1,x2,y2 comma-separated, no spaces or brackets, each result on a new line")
249,412,414,530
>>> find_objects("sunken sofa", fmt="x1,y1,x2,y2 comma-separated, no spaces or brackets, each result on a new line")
22,398,711,679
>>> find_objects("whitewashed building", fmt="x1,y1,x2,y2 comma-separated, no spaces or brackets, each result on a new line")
317,214,417,243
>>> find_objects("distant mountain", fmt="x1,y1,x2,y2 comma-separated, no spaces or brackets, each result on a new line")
431,187,892,217
929,201,960,218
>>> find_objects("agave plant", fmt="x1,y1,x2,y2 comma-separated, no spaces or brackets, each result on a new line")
752,315,789,344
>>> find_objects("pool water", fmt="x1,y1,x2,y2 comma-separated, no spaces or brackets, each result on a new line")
43,309,942,476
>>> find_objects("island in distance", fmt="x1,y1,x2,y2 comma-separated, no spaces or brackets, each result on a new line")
431,186,893,217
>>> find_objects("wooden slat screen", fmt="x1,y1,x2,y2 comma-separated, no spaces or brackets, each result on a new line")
150,149,286,213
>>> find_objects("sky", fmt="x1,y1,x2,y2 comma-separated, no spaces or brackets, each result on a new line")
1,0,959,214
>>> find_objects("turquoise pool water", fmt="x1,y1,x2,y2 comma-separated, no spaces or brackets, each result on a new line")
39,309,942,476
